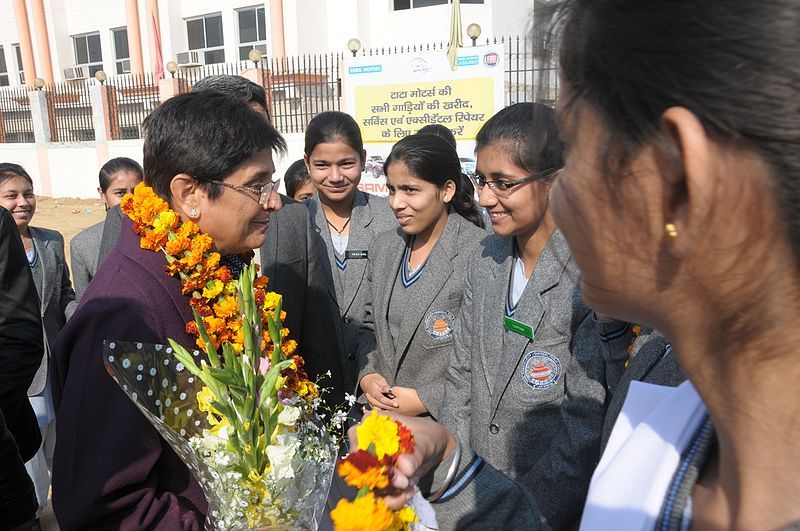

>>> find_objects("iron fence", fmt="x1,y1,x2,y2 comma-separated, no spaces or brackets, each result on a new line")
0,86,35,143
45,80,96,142
105,73,161,140
0,33,554,144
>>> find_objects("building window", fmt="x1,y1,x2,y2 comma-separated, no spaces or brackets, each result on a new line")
112,27,130,74
394,0,482,8
237,6,267,61
0,47,9,87
73,32,103,76
13,44,24,84
186,13,225,64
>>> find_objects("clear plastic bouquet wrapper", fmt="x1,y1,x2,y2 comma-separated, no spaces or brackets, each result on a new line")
103,184,342,530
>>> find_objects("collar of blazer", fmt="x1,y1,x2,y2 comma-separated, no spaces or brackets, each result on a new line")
482,229,574,409
29,226,57,313
310,190,375,313
388,211,463,368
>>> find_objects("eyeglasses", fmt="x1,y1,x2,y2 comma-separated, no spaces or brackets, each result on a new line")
208,178,281,205
470,170,557,197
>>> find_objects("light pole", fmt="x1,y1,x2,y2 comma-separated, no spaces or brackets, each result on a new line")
467,23,482,47
347,38,362,58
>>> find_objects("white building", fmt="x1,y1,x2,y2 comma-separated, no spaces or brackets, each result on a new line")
0,0,533,87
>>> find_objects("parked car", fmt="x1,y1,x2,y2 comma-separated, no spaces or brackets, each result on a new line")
459,157,477,176
365,155,385,177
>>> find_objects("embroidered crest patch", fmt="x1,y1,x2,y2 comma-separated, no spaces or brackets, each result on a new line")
424,310,455,340
520,351,561,389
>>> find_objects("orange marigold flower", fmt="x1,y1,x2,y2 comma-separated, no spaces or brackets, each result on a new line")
281,339,297,356
214,264,231,283
253,276,270,290
337,451,391,490
203,316,226,336
213,296,239,319
165,235,191,256
185,321,199,335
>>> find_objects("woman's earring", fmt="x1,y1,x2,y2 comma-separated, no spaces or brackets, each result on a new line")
665,222,678,239
189,208,198,219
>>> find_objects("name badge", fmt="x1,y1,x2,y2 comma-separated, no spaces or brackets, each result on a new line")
503,316,534,340
345,250,368,260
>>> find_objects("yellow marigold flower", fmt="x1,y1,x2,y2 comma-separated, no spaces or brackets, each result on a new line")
280,327,290,338
394,506,418,528
357,413,399,460
279,310,287,322
223,280,237,297
331,493,412,531
153,210,179,235
203,279,224,299
263,291,282,311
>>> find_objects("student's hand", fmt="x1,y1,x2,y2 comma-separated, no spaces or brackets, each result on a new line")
347,411,456,510
390,386,428,417
360,373,398,410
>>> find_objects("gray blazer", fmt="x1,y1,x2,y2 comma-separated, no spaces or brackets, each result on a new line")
359,212,485,419
69,220,104,300
258,200,346,405
28,227,77,396
437,230,628,530
600,331,685,451
306,191,396,390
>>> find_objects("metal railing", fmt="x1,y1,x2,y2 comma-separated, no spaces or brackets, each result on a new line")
44,80,96,142
0,86,35,143
0,34,555,144
105,73,161,140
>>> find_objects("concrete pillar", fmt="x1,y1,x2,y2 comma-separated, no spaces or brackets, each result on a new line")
29,0,54,84
125,0,146,75
90,84,115,167
11,0,37,87
29,90,50,143
28,90,52,195
158,77,187,103
269,0,286,59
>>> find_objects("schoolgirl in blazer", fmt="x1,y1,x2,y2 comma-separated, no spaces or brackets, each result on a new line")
358,134,486,419
436,104,631,530
303,111,396,390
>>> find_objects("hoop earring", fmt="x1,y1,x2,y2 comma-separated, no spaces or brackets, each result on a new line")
665,223,678,238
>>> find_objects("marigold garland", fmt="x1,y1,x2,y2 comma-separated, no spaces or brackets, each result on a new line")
121,182,317,400
332,413,417,531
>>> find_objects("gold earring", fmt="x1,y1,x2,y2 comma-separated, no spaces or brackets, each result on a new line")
665,223,678,238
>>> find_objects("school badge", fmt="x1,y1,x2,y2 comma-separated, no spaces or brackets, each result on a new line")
424,310,455,340
520,351,561,389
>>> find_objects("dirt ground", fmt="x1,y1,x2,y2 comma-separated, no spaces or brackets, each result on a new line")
33,196,107,274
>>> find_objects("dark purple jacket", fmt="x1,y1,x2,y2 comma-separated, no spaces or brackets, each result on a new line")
51,217,207,530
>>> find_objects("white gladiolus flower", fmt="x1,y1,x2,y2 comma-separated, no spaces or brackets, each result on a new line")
278,406,301,426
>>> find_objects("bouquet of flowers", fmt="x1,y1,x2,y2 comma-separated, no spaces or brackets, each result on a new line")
330,413,418,531
104,183,341,530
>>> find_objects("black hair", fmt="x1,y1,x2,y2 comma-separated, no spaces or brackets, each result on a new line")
304,111,365,161
0,163,33,187
417,124,457,151
284,159,311,199
98,157,143,192
142,91,286,201
553,0,800,259
475,102,563,180
191,75,271,122
385,134,484,228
